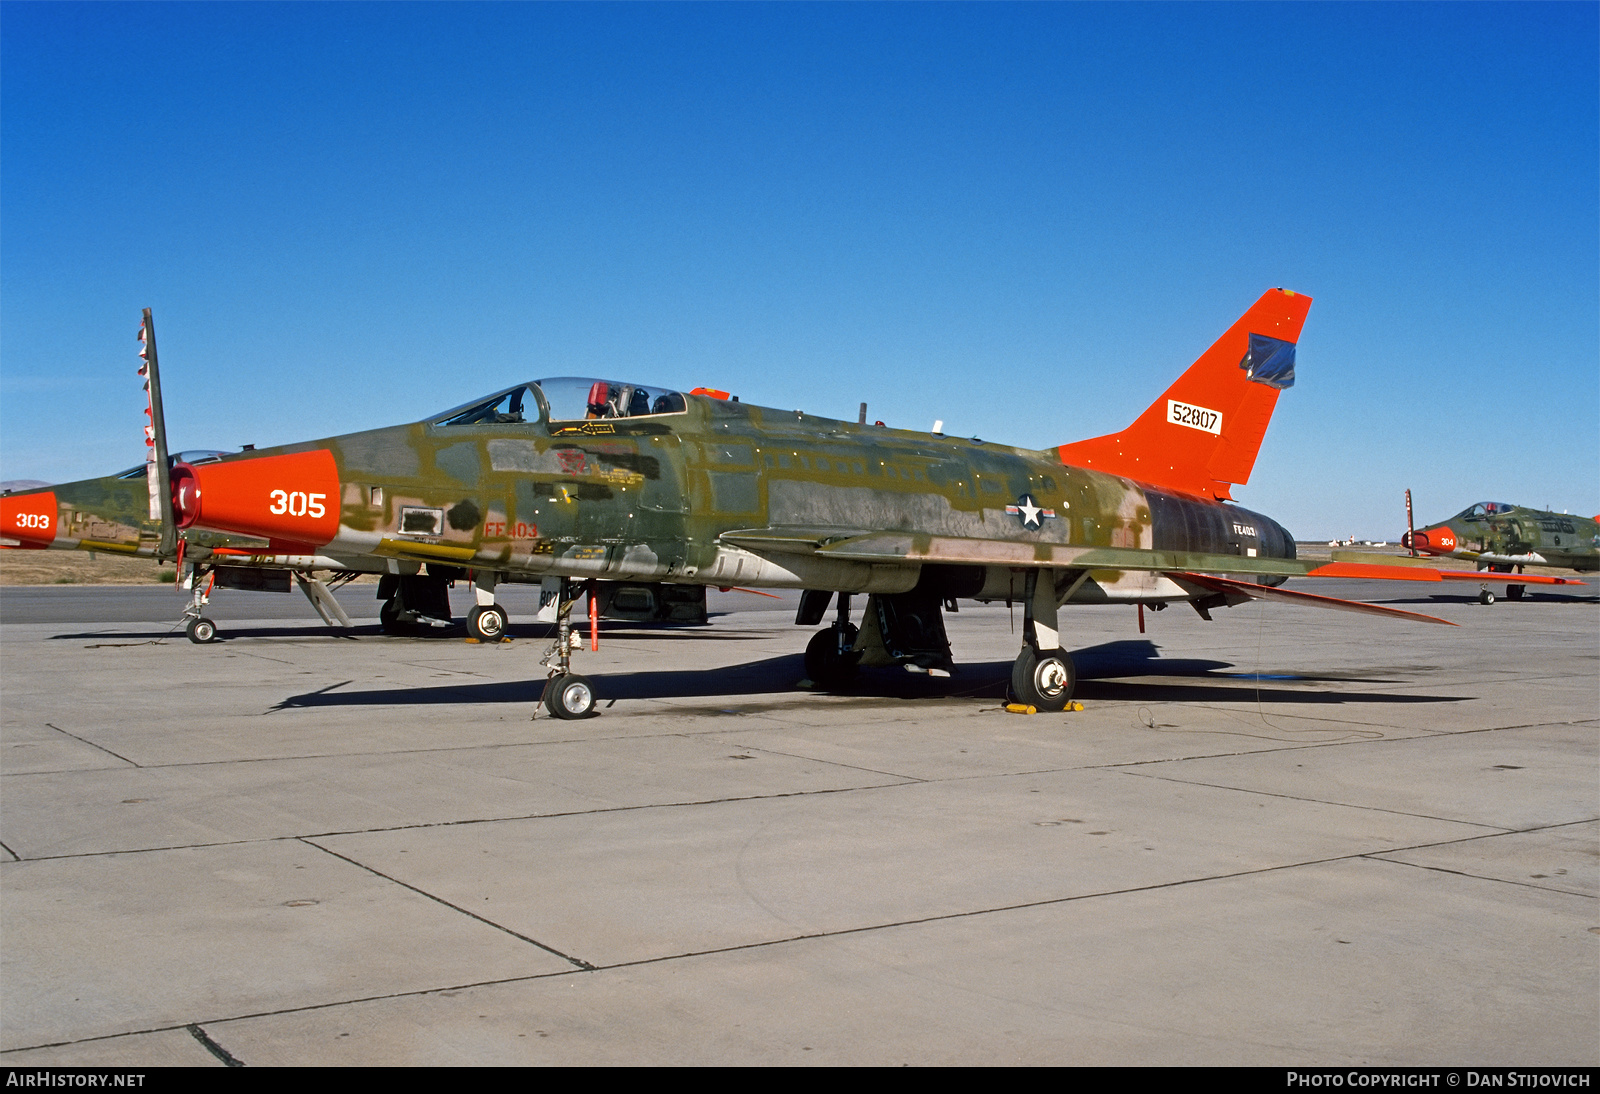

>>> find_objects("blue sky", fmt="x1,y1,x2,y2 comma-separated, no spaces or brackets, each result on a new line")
3,2,1595,538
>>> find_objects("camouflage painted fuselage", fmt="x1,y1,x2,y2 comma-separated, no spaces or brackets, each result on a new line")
172,386,1294,606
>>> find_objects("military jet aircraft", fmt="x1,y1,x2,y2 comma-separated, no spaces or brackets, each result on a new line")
1400,496,1599,603
6,291,1582,715
0,313,713,637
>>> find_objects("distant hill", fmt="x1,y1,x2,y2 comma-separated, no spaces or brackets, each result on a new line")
0,480,52,493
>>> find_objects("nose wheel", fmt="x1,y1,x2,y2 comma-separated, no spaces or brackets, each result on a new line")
538,579,600,718
179,562,219,643
543,673,596,719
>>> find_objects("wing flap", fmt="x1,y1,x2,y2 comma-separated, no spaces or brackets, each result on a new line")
1176,572,1457,625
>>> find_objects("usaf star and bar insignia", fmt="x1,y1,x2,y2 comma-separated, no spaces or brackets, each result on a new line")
1006,493,1056,530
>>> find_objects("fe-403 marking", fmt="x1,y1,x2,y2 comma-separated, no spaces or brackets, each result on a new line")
1167,400,1222,435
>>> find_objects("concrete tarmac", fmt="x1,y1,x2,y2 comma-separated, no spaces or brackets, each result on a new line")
1,578,1595,1065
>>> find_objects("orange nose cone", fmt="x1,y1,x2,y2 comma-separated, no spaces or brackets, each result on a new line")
171,450,341,546
1410,524,1457,554
0,491,59,547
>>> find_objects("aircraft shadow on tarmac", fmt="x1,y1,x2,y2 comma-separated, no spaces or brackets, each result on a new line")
48,617,761,644
1394,592,1598,606
266,639,1468,712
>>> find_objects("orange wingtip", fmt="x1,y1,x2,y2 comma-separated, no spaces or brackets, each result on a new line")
1309,562,1441,582
1433,571,1585,586
1309,562,1582,587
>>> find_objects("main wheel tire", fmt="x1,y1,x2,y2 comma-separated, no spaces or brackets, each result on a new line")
1479,589,1496,605
185,616,217,644
805,624,860,688
1009,645,1074,711
1506,584,1525,600
379,597,404,634
544,674,596,719
468,604,508,642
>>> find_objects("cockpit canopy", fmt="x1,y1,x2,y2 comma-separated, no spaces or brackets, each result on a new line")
431,377,688,427
1461,502,1516,519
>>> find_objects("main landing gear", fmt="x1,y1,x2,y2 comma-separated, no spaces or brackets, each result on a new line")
376,571,456,635
1008,569,1075,712
466,568,510,641
1479,563,1525,605
795,570,1077,710
803,592,861,688
468,604,509,641
539,578,596,719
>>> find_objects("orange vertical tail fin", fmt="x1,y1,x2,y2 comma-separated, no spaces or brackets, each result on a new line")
1057,288,1312,500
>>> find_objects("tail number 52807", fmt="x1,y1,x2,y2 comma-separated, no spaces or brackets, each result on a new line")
269,490,327,519
1166,400,1223,436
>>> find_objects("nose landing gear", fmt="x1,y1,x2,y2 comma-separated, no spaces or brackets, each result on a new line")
181,564,218,644
540,579,597,719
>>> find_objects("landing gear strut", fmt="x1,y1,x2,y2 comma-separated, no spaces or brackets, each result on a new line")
804,593,860,689
376,572,454,634
181,564,218,644
1009,570,1075,711
540,579,596,719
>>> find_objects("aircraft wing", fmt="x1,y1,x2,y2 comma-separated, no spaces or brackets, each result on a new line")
718,528,1503,625
719,528,1318,577
722,529,1588,587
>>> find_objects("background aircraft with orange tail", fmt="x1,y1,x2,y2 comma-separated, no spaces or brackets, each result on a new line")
3,290,1583,717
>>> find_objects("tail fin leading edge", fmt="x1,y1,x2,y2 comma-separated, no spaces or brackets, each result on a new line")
1057,288,1312,500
